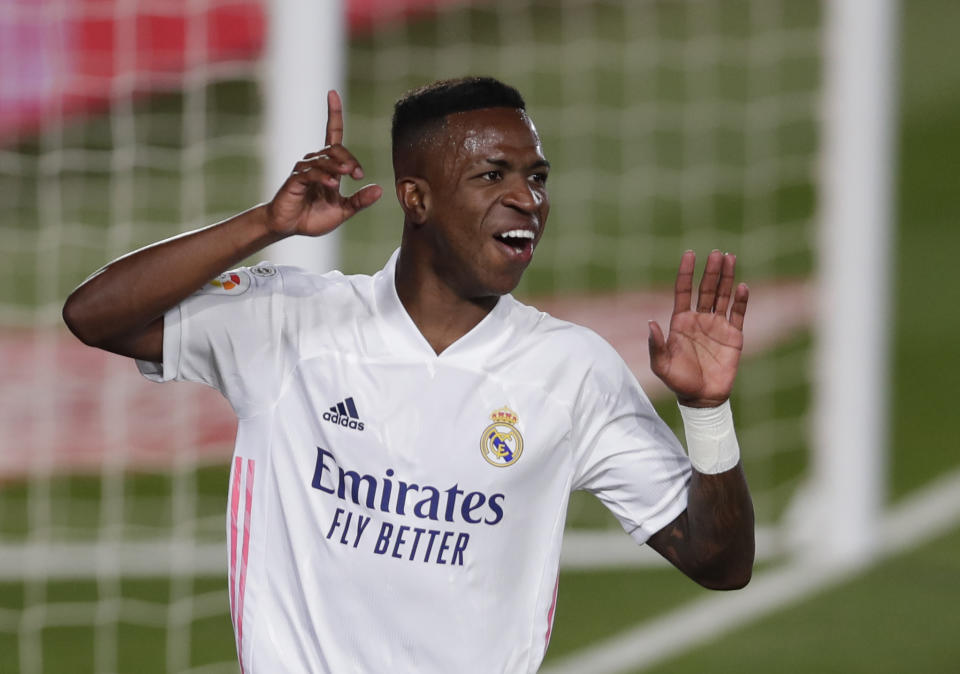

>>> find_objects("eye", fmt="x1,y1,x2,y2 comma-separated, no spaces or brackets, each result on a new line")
480,170,502,182
530,172,549,186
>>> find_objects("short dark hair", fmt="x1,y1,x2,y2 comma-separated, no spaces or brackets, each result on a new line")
391,76,526,169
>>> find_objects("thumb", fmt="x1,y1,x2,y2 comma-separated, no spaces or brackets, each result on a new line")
343,183,383,217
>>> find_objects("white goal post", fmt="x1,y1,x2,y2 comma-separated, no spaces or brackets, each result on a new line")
261,0,345,273
810,0,897,566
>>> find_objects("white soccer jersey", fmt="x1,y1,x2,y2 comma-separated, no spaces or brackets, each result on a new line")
137,250,692,673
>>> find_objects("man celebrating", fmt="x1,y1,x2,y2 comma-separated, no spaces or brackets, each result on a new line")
63,77,753,673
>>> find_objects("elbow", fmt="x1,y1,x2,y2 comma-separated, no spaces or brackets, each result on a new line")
707,565,753,591
731,563,753,589
695,556,754,591
62,293,102,348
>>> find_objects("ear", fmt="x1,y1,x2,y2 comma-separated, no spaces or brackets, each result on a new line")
396,178,430,225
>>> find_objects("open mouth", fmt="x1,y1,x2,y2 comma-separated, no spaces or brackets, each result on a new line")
493,228,536,253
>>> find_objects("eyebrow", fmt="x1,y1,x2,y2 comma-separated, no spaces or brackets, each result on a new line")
483,158,551,170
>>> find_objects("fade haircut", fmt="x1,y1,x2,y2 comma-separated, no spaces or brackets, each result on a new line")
391,76,526,174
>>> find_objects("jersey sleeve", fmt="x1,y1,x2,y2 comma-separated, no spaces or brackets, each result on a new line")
135,264,291,418
570,339,692,544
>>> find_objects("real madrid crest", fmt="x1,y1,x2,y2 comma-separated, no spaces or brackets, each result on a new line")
481,407,524,467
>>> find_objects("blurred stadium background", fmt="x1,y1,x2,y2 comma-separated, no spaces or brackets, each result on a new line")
1,0,958,672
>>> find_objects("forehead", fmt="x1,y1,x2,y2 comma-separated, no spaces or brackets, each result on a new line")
441,108,543,161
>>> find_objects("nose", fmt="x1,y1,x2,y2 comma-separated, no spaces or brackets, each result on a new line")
501,177,542,215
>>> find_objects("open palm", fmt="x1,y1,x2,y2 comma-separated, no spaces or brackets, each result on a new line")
648,250,749,408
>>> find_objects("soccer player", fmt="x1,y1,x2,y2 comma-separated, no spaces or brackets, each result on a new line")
63,77,754,672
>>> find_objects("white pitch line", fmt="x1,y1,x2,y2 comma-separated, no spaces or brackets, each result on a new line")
560,525,782,570
541,467,960,674
0,541,226,581
878,469,960,553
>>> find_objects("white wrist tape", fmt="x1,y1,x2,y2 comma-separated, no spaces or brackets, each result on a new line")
678,400,741,474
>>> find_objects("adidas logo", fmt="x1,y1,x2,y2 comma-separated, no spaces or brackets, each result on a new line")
322,396,365,431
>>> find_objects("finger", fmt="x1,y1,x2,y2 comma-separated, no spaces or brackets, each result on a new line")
696,249,724,312
325,90,344,146
714,253,737,316
303,146,365,180
729,283,749,331
290,158,347,189
298,146,360,172
647,320,668,375
324,145,365,179
343,184,383,216
293,154,362,187
282,168,336,196
672,250,696,315
293,156,345,175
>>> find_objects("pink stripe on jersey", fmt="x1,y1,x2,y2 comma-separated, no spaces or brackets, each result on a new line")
236,458,256,674
229,456,242,636
544,574,560,648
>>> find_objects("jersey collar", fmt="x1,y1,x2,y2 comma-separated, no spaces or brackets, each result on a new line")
373,249,518,362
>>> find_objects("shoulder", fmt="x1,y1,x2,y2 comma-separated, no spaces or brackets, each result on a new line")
506,297,625,364
197,262,375,303
185,263,379,334
268,263,374,299
506,300,660,429
501,297,632,390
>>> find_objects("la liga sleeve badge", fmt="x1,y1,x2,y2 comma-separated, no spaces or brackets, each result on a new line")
480,407,524,467
201,269,251,295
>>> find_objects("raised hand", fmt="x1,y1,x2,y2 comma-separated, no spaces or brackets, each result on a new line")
265,90,383,237
648,250,749,408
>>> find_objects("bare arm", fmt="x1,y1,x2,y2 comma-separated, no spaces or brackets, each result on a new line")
648,465,754,589
62,206,285,360
62,91,382,362
645,250,755,589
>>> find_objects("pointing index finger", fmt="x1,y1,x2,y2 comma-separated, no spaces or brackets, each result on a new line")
325,90,344,146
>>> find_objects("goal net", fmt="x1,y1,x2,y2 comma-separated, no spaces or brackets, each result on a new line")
1,0,874,671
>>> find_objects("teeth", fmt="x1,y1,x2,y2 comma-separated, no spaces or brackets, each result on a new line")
499,229,535,239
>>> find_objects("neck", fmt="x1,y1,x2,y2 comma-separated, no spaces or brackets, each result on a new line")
394,245,499,355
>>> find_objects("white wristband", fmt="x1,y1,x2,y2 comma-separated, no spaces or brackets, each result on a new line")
678,400,741,474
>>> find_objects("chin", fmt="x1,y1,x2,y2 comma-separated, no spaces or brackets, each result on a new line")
460,258,530,299
487,275,525,297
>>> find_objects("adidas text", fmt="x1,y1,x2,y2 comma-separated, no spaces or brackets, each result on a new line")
322,412,365,431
